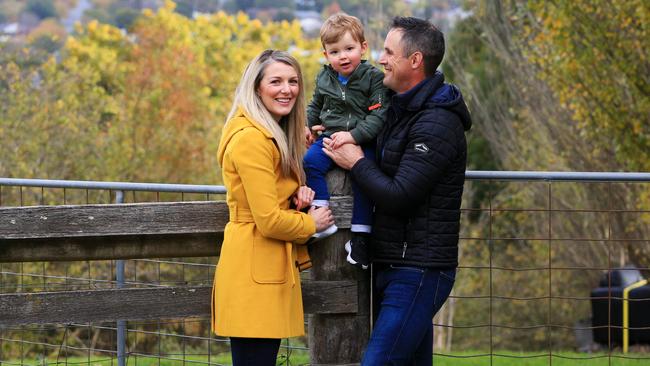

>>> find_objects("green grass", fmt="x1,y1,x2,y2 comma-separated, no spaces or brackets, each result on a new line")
0,351,309,366
4,352,650,366
432,351,650,365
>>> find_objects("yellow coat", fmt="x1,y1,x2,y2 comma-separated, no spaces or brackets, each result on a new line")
212,108,316,338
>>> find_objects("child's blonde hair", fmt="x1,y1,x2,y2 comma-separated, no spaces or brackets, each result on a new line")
320,13,365,49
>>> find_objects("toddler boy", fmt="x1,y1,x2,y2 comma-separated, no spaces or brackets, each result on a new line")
304,13,389,269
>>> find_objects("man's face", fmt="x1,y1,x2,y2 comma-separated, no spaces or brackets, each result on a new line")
379,29,411,94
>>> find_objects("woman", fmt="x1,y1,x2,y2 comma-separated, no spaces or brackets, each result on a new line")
212,50,334,365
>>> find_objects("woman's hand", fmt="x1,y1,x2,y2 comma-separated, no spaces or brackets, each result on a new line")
305,125,325,148
304,125,315,147
292,186,315,211
308,206,335,232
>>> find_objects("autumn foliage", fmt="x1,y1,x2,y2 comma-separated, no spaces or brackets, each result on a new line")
0,1,322,184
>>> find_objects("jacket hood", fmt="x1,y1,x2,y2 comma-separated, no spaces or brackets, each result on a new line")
431,81,472,131
217,107,273,166
395,72,472,131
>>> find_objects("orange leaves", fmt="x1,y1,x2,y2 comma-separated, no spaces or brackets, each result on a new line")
69,5,321,183
2,3,323,183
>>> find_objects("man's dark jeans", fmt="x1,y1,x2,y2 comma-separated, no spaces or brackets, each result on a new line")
362,266,456,365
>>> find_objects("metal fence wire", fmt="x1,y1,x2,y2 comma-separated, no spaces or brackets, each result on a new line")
1,171,650,365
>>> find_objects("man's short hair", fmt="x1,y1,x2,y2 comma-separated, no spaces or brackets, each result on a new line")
320,13,365,49
390,16,444,77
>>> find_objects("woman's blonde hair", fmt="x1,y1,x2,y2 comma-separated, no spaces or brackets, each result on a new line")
226,50,306,182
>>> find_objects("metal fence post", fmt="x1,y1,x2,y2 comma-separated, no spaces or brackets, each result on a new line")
115,190,126,366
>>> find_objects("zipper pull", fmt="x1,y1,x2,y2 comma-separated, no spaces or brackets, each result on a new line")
402,242,407,258
341,90,346,100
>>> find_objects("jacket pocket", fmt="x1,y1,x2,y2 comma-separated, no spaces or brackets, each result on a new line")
251,232,288,284
296,245,312,271
320,97,332,121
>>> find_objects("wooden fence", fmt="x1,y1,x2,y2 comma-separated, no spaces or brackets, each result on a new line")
0,174,369,365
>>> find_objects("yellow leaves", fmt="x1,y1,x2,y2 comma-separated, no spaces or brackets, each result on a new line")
195,14,210,26
87,20,98,33
251,18,263,29
27,19,66,43
163,0,176,11
236,12,249,25
54,99,65,112
2,5,323,183
64,37,79,51
517,0,649,171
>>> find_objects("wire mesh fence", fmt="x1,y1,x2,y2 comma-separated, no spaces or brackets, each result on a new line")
0,180,308,366
1,172,650,365
434,175,650,365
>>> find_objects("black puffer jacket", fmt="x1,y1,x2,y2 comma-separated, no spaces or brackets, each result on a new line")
351,72,472,268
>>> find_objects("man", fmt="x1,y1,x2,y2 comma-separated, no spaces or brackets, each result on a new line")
323,16,472,364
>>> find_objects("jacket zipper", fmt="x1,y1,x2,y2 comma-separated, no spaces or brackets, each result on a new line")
402,241,408,258
337,83,351,131
337,83,346,101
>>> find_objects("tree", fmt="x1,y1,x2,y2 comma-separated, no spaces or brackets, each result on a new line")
114,7,140,29
25,0,57,19
174,0,194,18
522,1,649,172
2,0,322,187
443,0,650,350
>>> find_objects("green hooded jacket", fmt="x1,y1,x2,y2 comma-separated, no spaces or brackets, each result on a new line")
307,60,389,145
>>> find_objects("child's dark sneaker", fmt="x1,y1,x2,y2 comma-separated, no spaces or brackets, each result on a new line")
345,232,369,269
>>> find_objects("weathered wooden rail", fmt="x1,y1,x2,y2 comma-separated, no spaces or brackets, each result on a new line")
0,174,369,365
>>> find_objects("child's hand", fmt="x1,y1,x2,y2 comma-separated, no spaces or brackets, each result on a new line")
311,125,325,139
329,131,355,149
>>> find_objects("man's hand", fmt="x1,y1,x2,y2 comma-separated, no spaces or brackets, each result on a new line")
329,131,356,150
322,137,364,170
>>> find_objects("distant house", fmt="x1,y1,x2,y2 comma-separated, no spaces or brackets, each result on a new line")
2,23,19,35
1,21,28,43
295,10,321,37
430,6,471,33
0,23,19,43
141,0,162,11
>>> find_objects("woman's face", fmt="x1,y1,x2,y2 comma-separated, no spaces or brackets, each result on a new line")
257,61,299,121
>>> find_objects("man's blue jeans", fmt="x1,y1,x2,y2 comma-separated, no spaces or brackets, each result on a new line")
362,266,456,365
304,136,375,226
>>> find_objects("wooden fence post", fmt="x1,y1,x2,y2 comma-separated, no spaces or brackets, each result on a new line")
308,169,371,365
